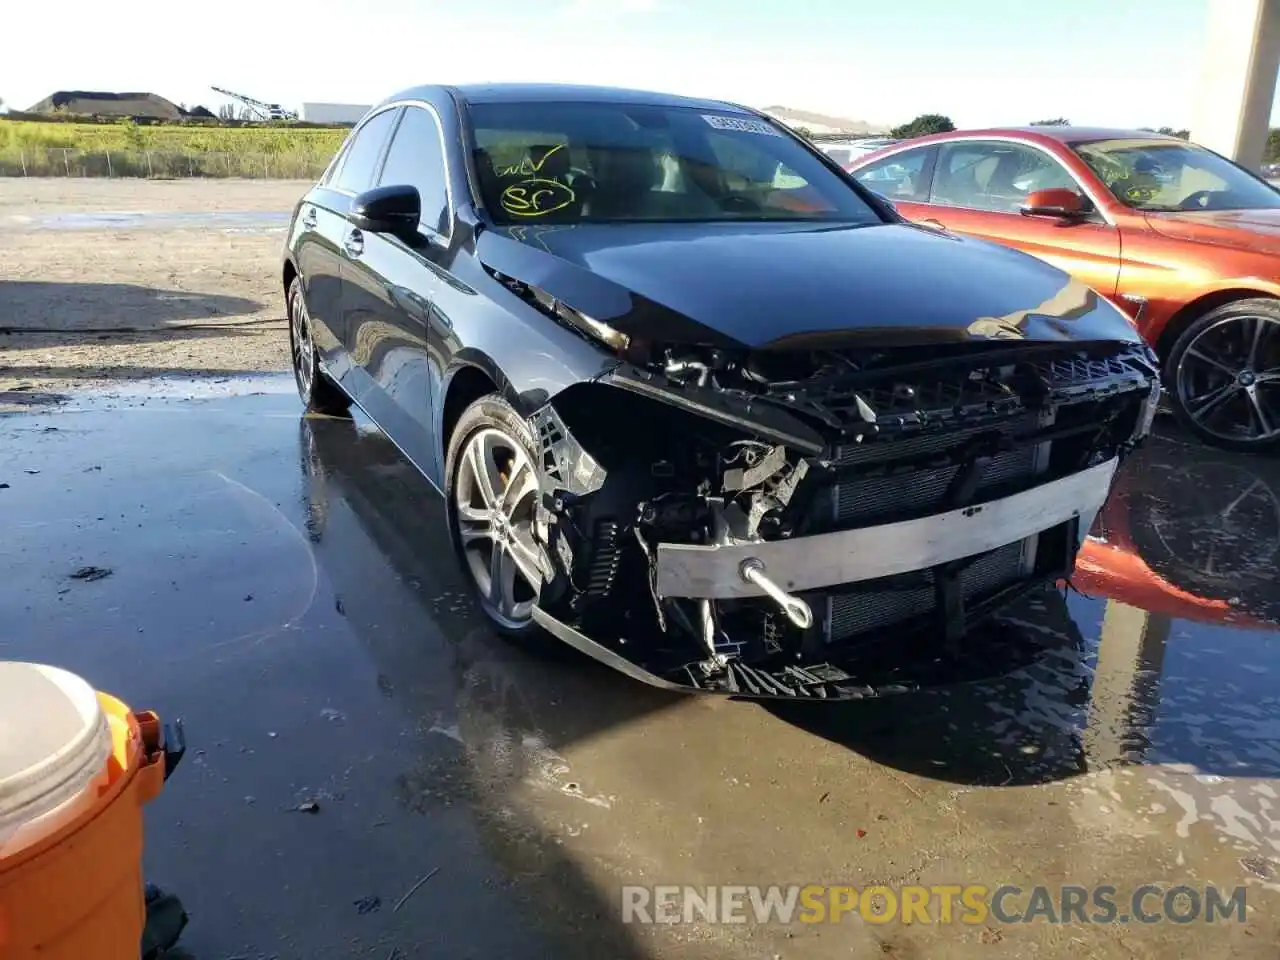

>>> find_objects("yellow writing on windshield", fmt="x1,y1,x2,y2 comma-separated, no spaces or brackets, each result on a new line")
501,178,576,217
497,143,567,178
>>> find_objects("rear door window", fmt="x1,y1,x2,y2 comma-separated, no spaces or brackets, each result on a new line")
851,145,937,202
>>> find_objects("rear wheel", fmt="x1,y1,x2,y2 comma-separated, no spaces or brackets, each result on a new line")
1165,297,1280,453
444,395,549,640
287,276,350,415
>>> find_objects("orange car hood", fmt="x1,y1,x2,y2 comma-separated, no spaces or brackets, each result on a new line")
1144,207,1280,255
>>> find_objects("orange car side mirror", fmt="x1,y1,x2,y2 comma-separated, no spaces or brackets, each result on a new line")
1021,188,1088,219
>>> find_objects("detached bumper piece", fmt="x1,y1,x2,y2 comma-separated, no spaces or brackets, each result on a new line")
533,577,1066,701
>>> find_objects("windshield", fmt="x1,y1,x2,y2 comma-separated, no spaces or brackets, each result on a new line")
467,101,883,225
1072,138,1280,212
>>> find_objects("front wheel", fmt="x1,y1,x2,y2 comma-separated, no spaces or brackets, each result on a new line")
444,394,550,639
287,276,350,416
1165,297,1280,453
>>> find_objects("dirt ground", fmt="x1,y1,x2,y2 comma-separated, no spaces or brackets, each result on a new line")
0,178,311,392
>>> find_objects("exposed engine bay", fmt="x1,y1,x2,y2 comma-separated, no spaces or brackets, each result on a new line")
521,336,1161,701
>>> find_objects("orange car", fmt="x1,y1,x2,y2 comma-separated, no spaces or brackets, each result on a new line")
846,127,1280,452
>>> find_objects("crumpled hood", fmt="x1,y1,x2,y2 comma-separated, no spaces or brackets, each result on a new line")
1145,207,1280,255
476,220,1143,350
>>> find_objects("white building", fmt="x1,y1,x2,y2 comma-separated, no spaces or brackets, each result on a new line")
300,102,372,125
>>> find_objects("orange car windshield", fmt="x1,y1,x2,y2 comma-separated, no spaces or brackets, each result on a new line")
1072,138,1280,212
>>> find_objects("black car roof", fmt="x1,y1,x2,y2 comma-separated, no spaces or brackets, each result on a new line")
388,82,752,113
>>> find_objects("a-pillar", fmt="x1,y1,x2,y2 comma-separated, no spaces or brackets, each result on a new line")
1192,0,1280,170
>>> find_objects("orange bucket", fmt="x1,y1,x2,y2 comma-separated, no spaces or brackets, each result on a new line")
0,662,183,959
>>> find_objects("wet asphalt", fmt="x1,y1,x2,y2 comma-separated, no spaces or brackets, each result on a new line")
2,376,1280,959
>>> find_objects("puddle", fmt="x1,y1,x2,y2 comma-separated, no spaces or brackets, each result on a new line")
3,383,1280,957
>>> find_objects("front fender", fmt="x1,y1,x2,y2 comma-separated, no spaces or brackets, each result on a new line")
436,259,621,421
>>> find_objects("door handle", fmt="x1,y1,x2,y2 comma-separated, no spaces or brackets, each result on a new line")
344,229,364,258
301,207,317,230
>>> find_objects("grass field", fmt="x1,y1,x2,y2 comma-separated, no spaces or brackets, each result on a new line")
0,119,348,178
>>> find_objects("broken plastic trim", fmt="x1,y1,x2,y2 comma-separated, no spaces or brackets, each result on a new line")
527,402,607,497
531,604,869,700
603,364,826,455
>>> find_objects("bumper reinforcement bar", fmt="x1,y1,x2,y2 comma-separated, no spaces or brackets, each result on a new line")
655,457,1118,599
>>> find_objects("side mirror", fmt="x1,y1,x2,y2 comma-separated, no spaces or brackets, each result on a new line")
1020,187,1087,219
351,184,421,237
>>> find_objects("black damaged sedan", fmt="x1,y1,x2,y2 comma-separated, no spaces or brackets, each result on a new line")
282,83,1161,700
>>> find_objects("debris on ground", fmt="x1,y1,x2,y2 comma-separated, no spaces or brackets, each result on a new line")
291,800,321,814
393,867,440,912
354,895,382,915
1241,856,1276,880
69,565,112,581
0,483,9,489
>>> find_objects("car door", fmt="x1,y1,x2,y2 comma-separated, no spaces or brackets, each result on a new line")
919,140,1121,299
341,104,453,479
320,107,400,393
293,159,357,377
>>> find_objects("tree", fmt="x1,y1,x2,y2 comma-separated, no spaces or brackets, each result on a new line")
889,114,955,139
1266,128,1280,163
1031,117,1070,126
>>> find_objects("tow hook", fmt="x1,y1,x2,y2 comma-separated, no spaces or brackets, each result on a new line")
739,558,814,630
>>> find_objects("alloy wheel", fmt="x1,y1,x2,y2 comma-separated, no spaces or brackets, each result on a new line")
289,288,316,400
1175,313,1280,444
454,427,544,629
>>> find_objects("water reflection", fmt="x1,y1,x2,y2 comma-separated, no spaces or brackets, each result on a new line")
773,432,1280,788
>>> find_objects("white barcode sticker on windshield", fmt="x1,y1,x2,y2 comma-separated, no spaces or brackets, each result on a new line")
701,114,784,136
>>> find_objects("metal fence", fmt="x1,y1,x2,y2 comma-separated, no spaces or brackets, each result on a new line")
0,147,330,180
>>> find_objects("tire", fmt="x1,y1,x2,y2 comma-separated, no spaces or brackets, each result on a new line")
444,393,550,641
1164,296,1280,453
287,276,350,416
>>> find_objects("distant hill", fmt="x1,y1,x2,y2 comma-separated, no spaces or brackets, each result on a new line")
762,105,886,136
27,91,186,120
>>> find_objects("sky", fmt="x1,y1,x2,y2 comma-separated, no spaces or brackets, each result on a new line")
0,0,1259,130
